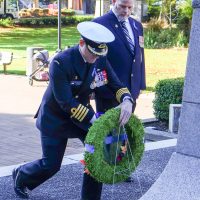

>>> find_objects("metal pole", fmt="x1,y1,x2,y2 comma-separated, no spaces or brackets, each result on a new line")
57,0,62,51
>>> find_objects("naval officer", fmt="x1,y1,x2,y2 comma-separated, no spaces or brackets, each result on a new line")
12,21,134,200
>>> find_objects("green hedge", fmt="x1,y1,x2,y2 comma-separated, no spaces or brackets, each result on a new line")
15,15,94,26
153,78,184,122
0,18,14,27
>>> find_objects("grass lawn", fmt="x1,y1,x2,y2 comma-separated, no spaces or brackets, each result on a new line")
0,26,188,90
145,48,188,90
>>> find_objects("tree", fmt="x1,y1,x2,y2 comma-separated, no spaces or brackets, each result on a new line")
176,0,193,39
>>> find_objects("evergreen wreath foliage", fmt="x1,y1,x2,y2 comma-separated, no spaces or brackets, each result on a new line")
84,108,144,184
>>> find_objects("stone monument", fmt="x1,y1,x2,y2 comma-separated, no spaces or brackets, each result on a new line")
139,0,200,199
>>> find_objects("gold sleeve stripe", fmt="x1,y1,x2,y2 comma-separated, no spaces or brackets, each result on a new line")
79,108,89,122
116,88,130,102
71,104,89,122
77,107,87,121
71,104,82,117
74,105,85,119
117,88,130,96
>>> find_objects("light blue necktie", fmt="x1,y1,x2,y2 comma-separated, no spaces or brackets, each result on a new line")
120,20,135,53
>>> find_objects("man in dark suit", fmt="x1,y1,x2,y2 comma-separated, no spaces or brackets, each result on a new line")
93,0,146,112
93,0,146,182
12,21,134,200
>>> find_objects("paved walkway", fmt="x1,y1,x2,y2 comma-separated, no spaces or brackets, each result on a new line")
0,147,175,200
0,74,155,167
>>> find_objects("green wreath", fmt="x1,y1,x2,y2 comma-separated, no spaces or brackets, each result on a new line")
84,108,145,184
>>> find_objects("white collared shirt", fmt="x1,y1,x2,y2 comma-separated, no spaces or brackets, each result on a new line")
79,46,87,63
112,8,135,45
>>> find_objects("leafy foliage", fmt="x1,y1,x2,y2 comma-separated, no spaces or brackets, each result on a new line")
15,15,94,27
18,8,76,18
146,0,177,22
144,27,188,48
84,109,144,184
176,0,193,40
0,19,14,27
146,17,168,31
146,0,161,18
153,78,184,121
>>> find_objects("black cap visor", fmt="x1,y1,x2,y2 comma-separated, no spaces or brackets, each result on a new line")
83,36,108,56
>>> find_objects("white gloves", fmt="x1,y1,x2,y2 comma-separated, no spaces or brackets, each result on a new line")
118,99,133,126
90,100,133,126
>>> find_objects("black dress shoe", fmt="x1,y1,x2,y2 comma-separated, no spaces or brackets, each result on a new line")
125,176,134,183
12,168,29,199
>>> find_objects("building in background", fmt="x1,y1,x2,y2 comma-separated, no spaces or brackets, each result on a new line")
17,0,147,20
67,0,95,14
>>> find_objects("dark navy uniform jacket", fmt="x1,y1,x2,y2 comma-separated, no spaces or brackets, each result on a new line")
35,45,132,138
93,11,146,100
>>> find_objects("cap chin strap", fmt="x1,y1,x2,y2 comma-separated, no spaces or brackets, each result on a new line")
87,45,108,56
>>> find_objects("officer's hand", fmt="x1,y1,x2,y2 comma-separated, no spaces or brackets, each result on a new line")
119,100,133,126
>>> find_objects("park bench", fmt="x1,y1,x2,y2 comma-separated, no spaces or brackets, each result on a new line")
0,51,13,74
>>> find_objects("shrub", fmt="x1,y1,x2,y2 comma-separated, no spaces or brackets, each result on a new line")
32,8,43,17
61,8,75,16
0,18,14,27
72,15,94,23
19,8,75,18
42,8,49,16
153,77,184,122
15,15,94,26
144,28,158,48
146,18,168,31
176,31,188,47
147,5,161,19
144,27,189,48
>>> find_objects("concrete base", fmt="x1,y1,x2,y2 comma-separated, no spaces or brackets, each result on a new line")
139,152,200,200
169,104,181,133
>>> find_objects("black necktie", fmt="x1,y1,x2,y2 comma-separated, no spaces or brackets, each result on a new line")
120,21,135,53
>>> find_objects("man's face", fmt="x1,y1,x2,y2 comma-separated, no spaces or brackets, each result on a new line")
85,46,99,64
113,0,133,21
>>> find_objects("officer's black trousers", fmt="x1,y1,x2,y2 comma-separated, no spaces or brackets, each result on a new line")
18,133,102,200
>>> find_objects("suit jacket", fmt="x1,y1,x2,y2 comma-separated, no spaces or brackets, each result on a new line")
93,11,146,100
35,45,132,138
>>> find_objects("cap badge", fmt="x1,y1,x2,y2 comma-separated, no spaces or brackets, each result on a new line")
98,44,106,49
